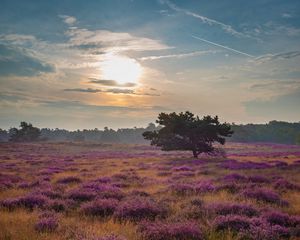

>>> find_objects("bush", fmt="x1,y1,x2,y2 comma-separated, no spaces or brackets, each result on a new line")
239,217,291,240
223,173,247,182
1,194,47,210
35,213,59,232
170,183,194,195
138,221,203,240
56,176,81,184
114,197,168,222
273,179,300,191
262,211,300,228
213,215,251,232
96,235,126,240
248,175,270,183
210,202,258,217
242,188,287,205
68,189,96,202
81,199,119,218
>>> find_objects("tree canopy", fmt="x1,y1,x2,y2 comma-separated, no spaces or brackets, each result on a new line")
143,111,233,158
9,121,41,142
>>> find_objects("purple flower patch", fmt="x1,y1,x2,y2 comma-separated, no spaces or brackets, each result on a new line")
35,213,59,232
138,221,204,240
56,176,81,184
213,215,251,232
114,197,168,222
209,202,259,217
80,198,119,218
242,188,287,205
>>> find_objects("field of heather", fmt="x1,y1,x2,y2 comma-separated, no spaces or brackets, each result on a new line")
0,142,300,240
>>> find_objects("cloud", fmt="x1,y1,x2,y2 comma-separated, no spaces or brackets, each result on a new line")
89,78,137,87
249,80,300,91
160,0,255,39
0,34,37,45
139,50,217,61
282,13,292,19
106,88,134,94
0,93,28,102
66,28,172,53
62,87,159,96
0,44,54,76
59,15,77,25
105,88,159,96
254,51,300,64
39,99,166,112
63,88,102,93
262,22,300,37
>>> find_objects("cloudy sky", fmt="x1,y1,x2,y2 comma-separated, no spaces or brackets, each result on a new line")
1,0,300,130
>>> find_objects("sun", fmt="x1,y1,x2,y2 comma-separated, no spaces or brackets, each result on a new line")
101,54,142,85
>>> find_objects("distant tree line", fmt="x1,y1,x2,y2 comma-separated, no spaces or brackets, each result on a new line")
229,121,300,145
0,120,300,145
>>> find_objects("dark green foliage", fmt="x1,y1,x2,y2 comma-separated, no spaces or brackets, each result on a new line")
9,122,41,142
143,111,233,158
230,121,300,144
0,128,9,141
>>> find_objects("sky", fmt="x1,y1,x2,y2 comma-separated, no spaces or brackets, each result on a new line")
0,0,300,130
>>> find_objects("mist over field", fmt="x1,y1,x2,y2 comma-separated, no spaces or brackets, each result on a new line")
1,0,300,239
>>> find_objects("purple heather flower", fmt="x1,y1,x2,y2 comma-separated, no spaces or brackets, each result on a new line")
242,188,287,205
68,189,96,202
172,165,194,172
210,202,259,217
194,181,215,193
80,198,119,217
223,173,247,182
35,214,59,232
56,176,81,184
273,179,300,191
238,217,291,240
213,215,251,232
114,197,168,222
248,175,270,183
262,211,300,228
96,235,127,240
138,221,203,240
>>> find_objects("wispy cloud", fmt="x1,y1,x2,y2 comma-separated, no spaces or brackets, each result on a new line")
63,88,101,93
88,79,137,87
161,0,255,39
282,13,293,19
253,51,300,64
107,88,134,94
139,50,217,61
66,28,172,53
59,15,77,25
191,35,255,58
62,87,159,96
39,100,165,112
0,44,55,76
250,80,300,90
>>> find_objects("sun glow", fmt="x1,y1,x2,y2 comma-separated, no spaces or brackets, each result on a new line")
101,54,142,85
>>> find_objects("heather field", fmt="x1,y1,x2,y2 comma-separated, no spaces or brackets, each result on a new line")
0,142,300,240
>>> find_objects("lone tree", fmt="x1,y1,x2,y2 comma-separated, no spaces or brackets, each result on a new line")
9,121,41,142
143,111,233,158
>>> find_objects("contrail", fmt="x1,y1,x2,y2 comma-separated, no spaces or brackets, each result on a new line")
191,35,255,58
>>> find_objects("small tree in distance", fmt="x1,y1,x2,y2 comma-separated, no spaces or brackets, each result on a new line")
9,121,41,142
143,111,233,158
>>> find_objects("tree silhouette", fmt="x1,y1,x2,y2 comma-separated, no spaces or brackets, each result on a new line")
143,111,233,158
9,122,41,142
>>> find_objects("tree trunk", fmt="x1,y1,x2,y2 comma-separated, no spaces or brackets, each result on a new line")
192,150,198,158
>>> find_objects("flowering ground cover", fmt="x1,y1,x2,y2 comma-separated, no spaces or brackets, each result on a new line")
0,142,299,240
